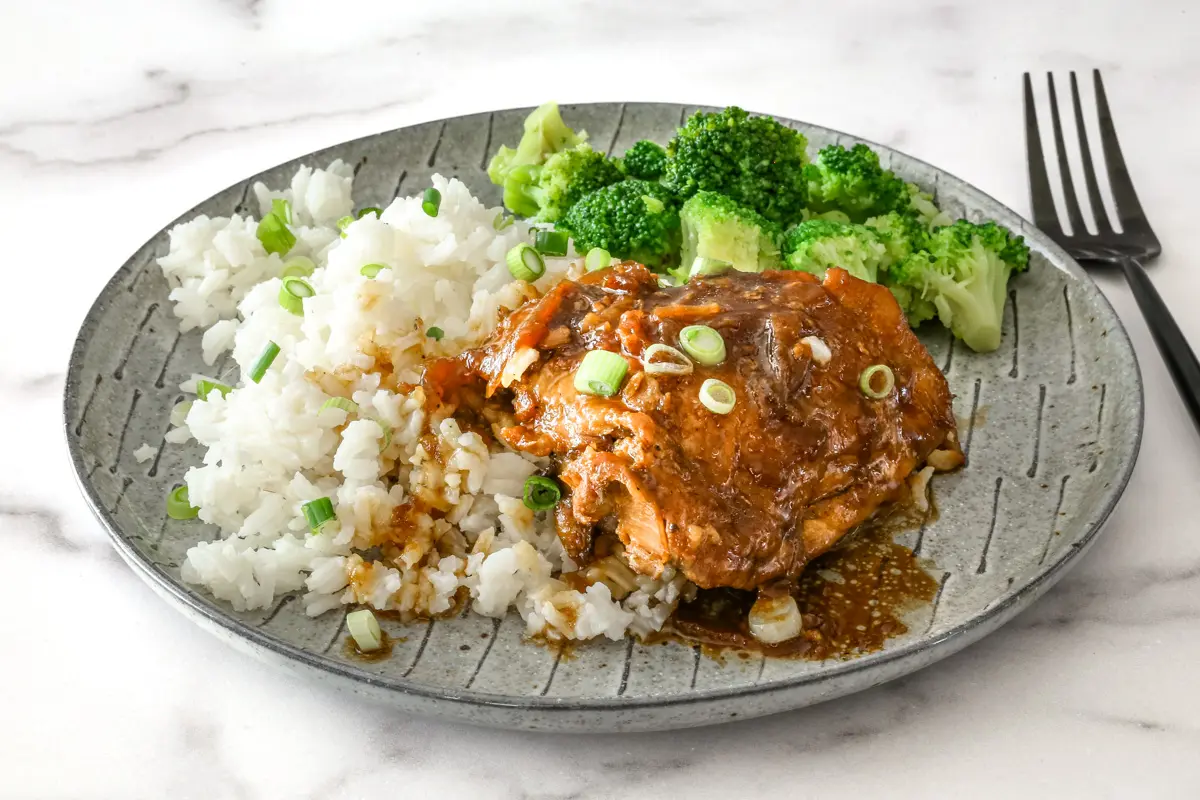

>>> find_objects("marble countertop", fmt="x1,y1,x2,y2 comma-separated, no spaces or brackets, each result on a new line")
5,0,1200,797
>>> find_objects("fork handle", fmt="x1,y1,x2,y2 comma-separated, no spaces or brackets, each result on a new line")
1120,257,1200,428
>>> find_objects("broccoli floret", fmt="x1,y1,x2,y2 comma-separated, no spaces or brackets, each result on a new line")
559,180,681,268
501,144,624,221
620,140,668,181
904,183,954,230
865,210,931,262
487,102,587,187
804,144,907,221
887,278,938,326
663,107,809,224
887,220,1030,352
677,191,782,279
780,219,892,283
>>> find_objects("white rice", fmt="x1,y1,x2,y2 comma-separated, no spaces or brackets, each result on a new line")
158,163,685,641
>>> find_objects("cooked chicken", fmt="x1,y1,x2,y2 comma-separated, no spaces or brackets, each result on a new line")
431,263,962,591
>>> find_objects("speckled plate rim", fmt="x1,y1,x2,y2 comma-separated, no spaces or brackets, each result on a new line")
65,103,1144,721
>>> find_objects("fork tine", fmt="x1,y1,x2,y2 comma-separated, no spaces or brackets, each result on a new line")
1093,69,1151,233
1023,73,1062,236
1069,71,1114,234
1046,73,1090,235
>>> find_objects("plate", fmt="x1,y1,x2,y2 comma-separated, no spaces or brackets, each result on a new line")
64,103,1143,732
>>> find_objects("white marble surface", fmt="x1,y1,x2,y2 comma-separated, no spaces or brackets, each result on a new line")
4,0,1200,796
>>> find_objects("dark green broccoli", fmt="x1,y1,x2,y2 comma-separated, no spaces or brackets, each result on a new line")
885,220,1030,352
501,144,624,221
487,102,587,187
674,191,781,280
663,107,809,224
620,140,668,181
865,210,931,262
780,219,893,283
559,180,681,268
804,144,907,221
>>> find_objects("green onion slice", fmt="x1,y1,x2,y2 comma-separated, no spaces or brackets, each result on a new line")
422,188,442,217
346,608,383,652
166,485,200,520
375,418,393,450
248,341,280,383
336,215,354,237
360,263,387,278
534,229,569,257
493,211,514,230
642,343,693,376
523,475,562,511
699,378,736,415
679,325,726,366
574,350,629,397
506,243,546,282
281,256,315,278
356,206,382,219
689,256,733,278
271,197,293,226
302,497,336,533
195,379,232,401
256,211,296,256
859,364,895,399
279,276,314,315
426,326,444,341
585,247,611,272
321,397,358,414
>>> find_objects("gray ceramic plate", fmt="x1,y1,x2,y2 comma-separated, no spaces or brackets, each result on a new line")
65,103,1142,732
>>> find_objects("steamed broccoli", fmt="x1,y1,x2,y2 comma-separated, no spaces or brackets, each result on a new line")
865,210,931,262
886,277,938,326
487,102,587,187
780,219,892,283
501,144,624,221
663,107,809,224
676,191,781,279
886,220,1030,352
559,180,681,268
804,144,907,221
620,140,668,181
904,183,954,230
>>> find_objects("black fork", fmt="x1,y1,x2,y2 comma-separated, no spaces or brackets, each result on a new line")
1024,69,1200,429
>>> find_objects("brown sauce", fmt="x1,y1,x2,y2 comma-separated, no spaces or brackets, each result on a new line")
666,509,938,660
343,630,397,662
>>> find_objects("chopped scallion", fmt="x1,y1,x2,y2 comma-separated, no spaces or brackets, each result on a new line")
279,276,314,315
699,378,736,415
356,206,382,219
573,350,628,397
248,341,280,383
422,188,442,217
679,325,726,366
320,397,358,414
346,608,383,651
302,497,336,533
271,197,293,226
281,256,315,278
859,364,895,399
256,211,296,256
166,485,199,520
585,247,611,272
506,243,545,282
336,215,354,237
195,380,232,401
360,263,387,278
534,229,569,257
426,326,444,341
642,343,693,376
493,211,514,230
523,476,562,511
375,418,393,450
